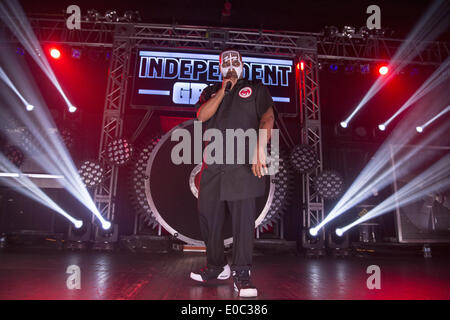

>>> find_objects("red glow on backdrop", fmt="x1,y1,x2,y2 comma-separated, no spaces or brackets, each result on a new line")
50,48,61,59
159,116,192,133
378,65,389,75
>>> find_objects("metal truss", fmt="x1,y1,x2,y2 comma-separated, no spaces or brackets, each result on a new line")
93,25,134,225
28,18,115,47
298,51,325,248
21,18,449,65
317,35,449,66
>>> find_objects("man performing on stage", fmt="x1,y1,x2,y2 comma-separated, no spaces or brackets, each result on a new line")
190,49,275,298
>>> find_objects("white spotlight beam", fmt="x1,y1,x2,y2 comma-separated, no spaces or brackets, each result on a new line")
332,124,445,212
0,0,75,111
312,120,449,233
419,105,450,131
339,153,450,234
382,58,450,128
0,153,83,228
1,103,110,227
0,173,64,179
342,0,449,125
0,66,32,109
0,55,110,229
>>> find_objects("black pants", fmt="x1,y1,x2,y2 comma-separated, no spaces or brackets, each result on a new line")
198,196,256,272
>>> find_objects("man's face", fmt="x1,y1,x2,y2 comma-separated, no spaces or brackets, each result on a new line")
220,50,243,79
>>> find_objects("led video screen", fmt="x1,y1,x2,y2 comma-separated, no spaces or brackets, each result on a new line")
130,50,296,113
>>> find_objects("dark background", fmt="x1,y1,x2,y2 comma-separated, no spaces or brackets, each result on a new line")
21,0,449,40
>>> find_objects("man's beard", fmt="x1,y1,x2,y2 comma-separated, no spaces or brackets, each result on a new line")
224,69,238,79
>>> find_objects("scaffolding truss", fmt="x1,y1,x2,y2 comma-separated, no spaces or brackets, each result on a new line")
93,25,134,223
297,51,325,247
20,18,449,65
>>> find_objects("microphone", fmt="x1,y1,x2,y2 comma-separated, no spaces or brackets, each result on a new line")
224,81,232,95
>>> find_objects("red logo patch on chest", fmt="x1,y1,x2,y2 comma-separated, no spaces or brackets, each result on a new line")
238,87,252,98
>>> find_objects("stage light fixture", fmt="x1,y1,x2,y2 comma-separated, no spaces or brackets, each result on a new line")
74,220,83,229
378,124,386,131
60,128,75,149
375,27,394,38
358,26,370,39
86,9,100,22
50,48,61,59
381,61,449,129
313,170,344,200
0,67,36,112
123,10,141,22
378,65,389,75
105,10,119,22
354,126,368,138
360,64,370,74
340,121,348,128
344,64,355,74
322,26,339,38
123,11,133,22
78,160,105,188
5,145,24,167
410,68,419,76
336,228,344,237
342,26,356,38
416,106,450,133
329,64,338,73
261,146,294,231
71,48,81,59
68,105,77,113
69,218,90,235
102,221,112,230
129,138,163,231
17,127,41,155
341,0,450,129
309,228,318,237
44,126,74,151
105,138,134,166
289,144,318,173
16,47,24,55
297,61,305,71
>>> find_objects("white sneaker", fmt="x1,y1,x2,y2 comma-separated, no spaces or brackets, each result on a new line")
190,264,231,282
233,270,258,297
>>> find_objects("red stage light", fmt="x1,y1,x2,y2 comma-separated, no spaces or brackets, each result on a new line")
50,48,61,59
379,65,389,75
297,61,305,71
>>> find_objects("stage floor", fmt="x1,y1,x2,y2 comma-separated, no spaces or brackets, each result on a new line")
0,248,449,300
